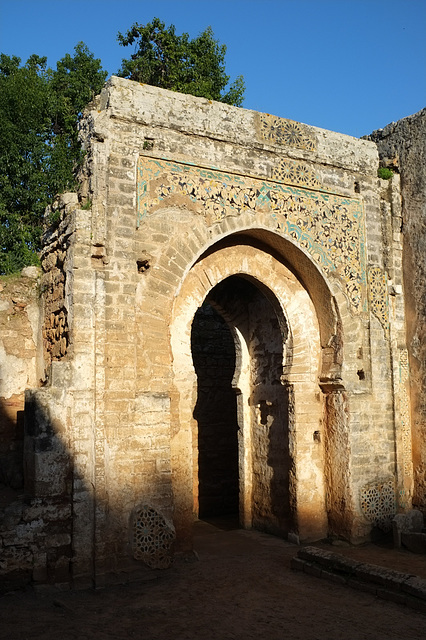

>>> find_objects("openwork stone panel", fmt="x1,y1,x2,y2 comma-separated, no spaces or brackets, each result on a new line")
272,159,322,189
258,114,317,151
137,157,366,312
368,267,389,333
360,479,396,530
133,506,175,569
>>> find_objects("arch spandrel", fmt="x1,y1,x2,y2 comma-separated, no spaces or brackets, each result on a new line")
137,154,367,323
136,212,346,387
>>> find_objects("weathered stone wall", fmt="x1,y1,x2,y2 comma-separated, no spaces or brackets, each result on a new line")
41,194,78,367
368,110,426,513
0,205,79,590
0,268,73,590
55,78,413,574
0,268,40,492
248,286,291,537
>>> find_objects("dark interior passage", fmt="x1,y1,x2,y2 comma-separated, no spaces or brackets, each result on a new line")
191,303,239,518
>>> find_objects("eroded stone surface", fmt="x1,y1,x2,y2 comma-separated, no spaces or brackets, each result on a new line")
368,110,426,513
393,509,424,548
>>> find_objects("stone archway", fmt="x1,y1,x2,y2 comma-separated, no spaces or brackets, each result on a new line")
171,242,333,549
191,276,292,536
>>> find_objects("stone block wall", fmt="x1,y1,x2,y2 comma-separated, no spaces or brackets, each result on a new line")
40,78,417,575
368,110,426,513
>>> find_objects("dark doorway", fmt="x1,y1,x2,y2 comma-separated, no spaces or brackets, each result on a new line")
191,303,239,519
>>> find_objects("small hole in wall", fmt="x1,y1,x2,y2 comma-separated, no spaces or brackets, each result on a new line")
354,181,360,194
137,259,150,273
143,138,155,151
313,430,321,443
357,369,365,380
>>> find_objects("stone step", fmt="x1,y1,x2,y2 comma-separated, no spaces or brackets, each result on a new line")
292,545,426,614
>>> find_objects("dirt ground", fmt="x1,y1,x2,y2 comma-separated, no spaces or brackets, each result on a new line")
1,520,426,640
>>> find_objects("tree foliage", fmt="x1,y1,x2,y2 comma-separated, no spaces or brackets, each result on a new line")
0,53,52,273
0,44,107,274
1,22,245,274
117,18,245,107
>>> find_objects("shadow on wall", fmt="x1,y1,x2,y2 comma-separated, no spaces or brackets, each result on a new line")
0,388,177,592
0,391,74,591
1,378,338,592
0,397,25,496
248,290,292,537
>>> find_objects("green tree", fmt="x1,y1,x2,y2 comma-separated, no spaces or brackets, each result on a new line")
49,42,108,185
0,44,107,274
117,18,245,107
0,53,52,273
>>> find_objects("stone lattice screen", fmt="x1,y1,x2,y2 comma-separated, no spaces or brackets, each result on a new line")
133,505,175,569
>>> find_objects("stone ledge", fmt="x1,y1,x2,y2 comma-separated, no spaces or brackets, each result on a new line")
292,546,426,613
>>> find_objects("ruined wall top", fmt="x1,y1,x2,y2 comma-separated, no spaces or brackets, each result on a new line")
367,108,426,157
87,76,378,175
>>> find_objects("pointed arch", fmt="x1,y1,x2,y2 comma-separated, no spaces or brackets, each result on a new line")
170,242,331,547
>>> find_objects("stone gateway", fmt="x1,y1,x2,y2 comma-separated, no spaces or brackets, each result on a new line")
0,77,425,589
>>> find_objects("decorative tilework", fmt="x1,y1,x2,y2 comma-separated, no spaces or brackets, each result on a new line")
272,159,322,189
368,267,389,333
258,114,316,151
360,478,396,531
399,349,412,477
137,157,366,313
133,505,175,568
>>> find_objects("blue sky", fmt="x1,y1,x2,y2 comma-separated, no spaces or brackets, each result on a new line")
0,0,425,137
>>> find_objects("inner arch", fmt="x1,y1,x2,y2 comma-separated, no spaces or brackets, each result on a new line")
195,229,340,352
191,275,292,535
